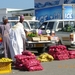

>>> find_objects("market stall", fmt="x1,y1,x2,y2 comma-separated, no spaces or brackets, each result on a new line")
25,29,53,53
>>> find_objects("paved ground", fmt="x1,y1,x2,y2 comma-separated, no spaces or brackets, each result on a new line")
2,47,75,75
3,58,75,75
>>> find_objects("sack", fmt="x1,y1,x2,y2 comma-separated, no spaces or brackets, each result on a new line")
68,50,75,59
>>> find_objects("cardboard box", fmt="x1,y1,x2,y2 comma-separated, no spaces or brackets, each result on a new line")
32,37,40,41
40,36,48,41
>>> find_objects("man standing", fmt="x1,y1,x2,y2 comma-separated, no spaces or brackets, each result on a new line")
0,16,11,58
19,15,27,50
9,16,26,61
15,15,25,28
19,15,25,24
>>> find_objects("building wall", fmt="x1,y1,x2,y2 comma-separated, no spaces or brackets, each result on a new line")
34,0,75,23
0,8,35,21
10,10,34,17
0,8,22,21
0,8,7,21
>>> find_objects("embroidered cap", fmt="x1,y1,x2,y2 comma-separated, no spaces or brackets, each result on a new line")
20,15,24,19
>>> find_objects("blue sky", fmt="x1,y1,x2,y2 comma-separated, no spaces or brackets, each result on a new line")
0,0,34,9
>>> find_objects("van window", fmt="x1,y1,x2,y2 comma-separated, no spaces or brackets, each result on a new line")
69,21,75,27
58,21,63,28
42,22,47,25
39,22,48,29
23,22,30,29
68,21,75,31
62,21,74,32
47,22,54,30
29,21,40,29
64,21,70,26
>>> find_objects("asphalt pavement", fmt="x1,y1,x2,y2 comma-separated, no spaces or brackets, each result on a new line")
3,59,75,75
2,47,75,75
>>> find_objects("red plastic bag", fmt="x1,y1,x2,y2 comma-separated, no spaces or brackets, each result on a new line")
68,50,75,59
23,59,40,69
22,50,33,56
29,65,43,71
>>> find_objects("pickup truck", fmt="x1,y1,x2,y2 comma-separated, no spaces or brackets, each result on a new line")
8,19,40,32
39,19,75,47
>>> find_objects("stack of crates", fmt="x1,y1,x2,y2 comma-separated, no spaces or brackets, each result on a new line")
0,58,12,74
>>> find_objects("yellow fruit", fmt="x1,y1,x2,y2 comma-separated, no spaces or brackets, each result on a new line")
41,58,48,62
0,58,13,62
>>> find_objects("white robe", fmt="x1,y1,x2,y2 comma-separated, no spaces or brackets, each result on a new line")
9,22,26,61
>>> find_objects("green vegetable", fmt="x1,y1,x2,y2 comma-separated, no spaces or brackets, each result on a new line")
28,33,37,37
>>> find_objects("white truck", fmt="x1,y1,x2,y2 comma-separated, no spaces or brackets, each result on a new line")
8,19,40,32
39,19,75,47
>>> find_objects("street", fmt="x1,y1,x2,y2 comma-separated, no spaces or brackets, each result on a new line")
4,59,75,75
2,46,75,75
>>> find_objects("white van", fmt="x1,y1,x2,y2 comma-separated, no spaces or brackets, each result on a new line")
39,19,75,47
39,19,75,31
8,19,40,31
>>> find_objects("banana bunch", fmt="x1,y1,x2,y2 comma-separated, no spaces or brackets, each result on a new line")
37,53,54,62
0,58,13,62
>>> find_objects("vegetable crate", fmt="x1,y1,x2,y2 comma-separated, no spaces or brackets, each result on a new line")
0,62,11,74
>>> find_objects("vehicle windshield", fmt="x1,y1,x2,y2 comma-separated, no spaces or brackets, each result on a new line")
29,21,40,29
47,22,54,30
39,22,54,30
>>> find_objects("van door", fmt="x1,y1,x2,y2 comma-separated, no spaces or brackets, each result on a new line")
57,21,74,45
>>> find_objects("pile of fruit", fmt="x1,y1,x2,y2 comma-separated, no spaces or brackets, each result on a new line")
37,53,54,62
0,58,13,62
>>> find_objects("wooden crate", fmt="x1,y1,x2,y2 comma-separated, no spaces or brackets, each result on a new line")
40,36,48,41
32,37,40,41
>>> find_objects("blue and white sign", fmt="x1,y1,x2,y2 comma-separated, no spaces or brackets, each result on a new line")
34,0,75,23
35,0,62,9
64,6,73,19
34,0,75,9
35,5,62,23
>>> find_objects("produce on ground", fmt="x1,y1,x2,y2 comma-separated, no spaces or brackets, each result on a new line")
37,52,54,62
